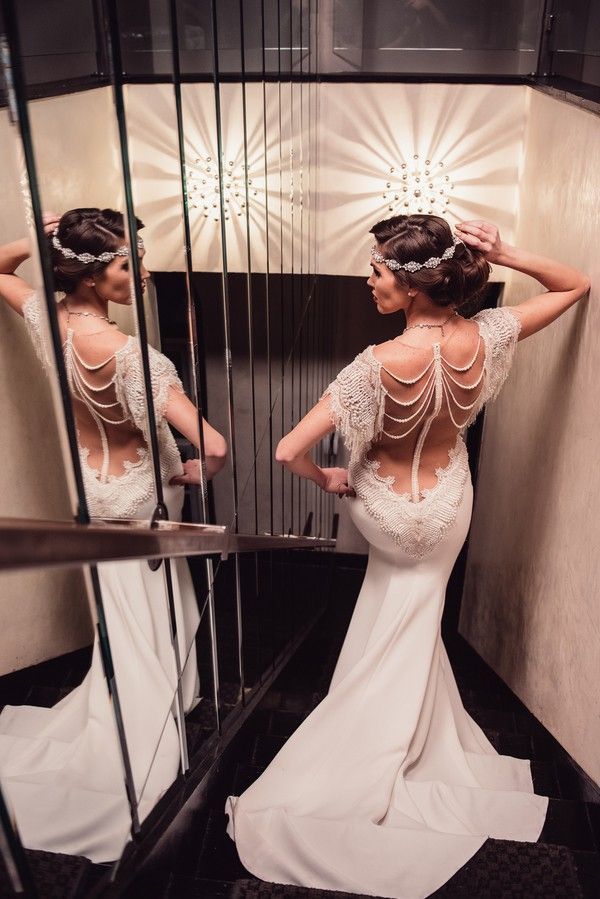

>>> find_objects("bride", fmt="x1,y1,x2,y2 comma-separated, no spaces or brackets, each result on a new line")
224,215,590,898
0,207,227,862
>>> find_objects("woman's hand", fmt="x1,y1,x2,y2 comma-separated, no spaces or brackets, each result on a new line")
42,212,61,236
455,220,504,264
169,459,202,486
319,467,356,498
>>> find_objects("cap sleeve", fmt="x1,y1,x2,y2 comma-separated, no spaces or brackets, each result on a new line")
472,306,522,408
321,346,385,458
116,342,185,435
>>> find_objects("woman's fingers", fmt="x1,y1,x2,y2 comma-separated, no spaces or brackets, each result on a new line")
42,212,61,233
170,459,205,486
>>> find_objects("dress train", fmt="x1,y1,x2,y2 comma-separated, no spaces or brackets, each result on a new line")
225,477,549,899
0,484,200,863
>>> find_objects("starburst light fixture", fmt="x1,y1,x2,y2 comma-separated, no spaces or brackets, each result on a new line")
382,155,455,217
187,153,258,222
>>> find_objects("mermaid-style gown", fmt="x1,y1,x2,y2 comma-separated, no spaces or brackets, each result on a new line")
0,292,200,863
225,306,549,899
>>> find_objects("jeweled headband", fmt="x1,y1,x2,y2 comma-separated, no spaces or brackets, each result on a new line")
371,233,463,273
52,230,145,264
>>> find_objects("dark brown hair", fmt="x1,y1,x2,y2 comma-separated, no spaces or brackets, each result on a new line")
369,214,490,311
49,207,145,294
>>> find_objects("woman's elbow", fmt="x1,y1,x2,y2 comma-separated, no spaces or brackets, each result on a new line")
275,438,295,465
204,437,227,477
209,435,228,463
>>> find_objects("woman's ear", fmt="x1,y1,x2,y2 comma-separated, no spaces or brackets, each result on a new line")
82,276,95,288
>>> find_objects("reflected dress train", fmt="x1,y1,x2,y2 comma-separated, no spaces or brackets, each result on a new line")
224,306,549,899
0,291,200,863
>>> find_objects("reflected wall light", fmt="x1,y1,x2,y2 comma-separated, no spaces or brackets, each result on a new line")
187,152,259,222
382,154,454,216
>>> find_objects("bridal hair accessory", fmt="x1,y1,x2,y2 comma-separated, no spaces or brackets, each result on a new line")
52,230,145,264
371,234,463,273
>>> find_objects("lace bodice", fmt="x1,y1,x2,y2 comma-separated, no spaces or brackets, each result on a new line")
22,291,185,518
323,306,522,557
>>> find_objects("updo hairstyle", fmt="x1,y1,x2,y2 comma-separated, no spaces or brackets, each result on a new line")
369,214,490,311
49,207,145,294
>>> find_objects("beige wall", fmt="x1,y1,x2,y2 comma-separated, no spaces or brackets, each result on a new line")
124,82,526,278
317,82,527,277
460,88,600,785
0,87,123,674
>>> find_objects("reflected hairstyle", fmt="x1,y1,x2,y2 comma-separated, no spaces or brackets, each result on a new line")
369,214,491,311
49,207,145,294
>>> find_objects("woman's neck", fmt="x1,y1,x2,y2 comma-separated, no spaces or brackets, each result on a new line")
64,289,109,318
404,307,458,330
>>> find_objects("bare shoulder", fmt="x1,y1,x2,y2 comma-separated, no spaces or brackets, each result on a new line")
66,321,131,362
371,318,482,373
370,339,433,383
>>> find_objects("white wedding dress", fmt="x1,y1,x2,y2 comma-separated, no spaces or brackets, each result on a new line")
225,306,549,899
0,291,200,863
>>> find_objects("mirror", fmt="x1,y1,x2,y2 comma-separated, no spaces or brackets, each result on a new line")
0,0,329,879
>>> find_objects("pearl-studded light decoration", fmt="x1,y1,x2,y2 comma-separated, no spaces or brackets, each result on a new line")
187,153,258,222
382,155,454,217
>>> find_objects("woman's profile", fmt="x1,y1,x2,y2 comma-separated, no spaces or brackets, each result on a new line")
224,215,590,897
0,208,227,862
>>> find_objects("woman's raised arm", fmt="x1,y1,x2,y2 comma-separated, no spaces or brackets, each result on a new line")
455,220,591,341
0,214,61,315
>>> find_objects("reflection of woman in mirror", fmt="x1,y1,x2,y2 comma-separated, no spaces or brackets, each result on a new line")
0,208,227,862
225,214,590,897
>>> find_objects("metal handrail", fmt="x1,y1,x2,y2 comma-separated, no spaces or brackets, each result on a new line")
0,517,335,572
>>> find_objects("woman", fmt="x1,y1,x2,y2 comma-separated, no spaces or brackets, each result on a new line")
0,208,227,862
224,215,590,898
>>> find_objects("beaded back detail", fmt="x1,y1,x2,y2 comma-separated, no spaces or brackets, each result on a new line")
323,306,522,557
22,292,185,518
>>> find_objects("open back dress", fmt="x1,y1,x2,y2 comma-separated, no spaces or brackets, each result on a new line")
224,304,549,899
0,291,200,863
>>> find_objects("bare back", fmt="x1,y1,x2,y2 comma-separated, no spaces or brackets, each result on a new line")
369,316,486,499
55,304,147,481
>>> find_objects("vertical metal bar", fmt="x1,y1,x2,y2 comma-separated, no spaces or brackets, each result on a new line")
535,0,555,77
205,557,222,732
210,0,240,532
239,0,259,535
277,0,285,534
103,0,189,773
167,0,209,523
261,0,275,536
88,565,141,832
289,0,296,537
0,784,36,896
269,548,276,670
234,553,246,705
253,549,261,682
162,558,189,772
298,11,305,537
318,282,325,536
